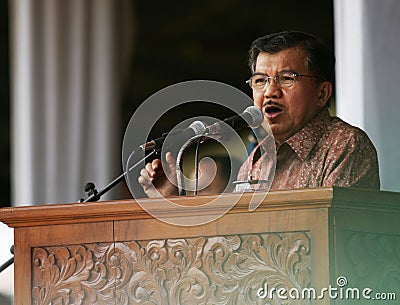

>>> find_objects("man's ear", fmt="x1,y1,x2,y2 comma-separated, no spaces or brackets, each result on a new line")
318,81,332,107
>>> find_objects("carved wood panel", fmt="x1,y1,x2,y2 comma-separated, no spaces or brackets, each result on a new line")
342,231,400,299
32,232,311,305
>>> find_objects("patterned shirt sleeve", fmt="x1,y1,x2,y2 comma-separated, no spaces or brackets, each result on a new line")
321,128,380,189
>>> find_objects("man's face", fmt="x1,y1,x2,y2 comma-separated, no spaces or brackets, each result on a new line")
252,48,331,145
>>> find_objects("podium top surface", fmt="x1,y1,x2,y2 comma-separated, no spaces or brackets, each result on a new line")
1,187,399,228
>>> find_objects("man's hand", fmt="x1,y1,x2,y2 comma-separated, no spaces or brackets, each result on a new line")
138,152,179,198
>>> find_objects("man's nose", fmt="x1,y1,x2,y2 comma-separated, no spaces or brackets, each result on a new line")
263,78,281,98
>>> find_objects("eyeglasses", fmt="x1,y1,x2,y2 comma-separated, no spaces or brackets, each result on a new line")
246,71,321,91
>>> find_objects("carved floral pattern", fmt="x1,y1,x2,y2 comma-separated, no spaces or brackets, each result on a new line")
344,231,400,295
32,232,311,305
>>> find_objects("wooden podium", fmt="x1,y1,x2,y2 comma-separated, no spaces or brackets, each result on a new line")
1,187,400,305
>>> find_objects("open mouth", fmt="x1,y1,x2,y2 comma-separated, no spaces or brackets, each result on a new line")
264,105,284,119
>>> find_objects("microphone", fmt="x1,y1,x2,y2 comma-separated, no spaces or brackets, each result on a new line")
206,106,264,134
140,120,206,152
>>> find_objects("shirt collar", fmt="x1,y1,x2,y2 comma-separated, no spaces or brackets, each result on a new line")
285,108,332,162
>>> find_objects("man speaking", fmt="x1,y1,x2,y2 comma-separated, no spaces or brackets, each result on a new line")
138,31,380,197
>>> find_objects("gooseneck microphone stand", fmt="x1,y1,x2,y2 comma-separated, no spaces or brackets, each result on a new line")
79,149,157,202
176,134,215,196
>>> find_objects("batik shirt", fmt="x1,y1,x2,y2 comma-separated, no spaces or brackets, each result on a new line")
236,108,380,191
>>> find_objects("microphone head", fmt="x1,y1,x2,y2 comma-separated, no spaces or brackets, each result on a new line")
243,106,264,128
189,120,207,135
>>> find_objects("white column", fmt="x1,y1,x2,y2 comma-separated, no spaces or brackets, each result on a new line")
334,0,365,128
334,0,400,192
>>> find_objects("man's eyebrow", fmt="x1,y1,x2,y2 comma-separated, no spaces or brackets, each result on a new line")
252,69,297,76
